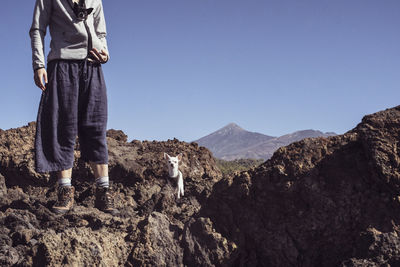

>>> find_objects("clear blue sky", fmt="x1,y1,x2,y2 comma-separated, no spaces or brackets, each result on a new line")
1,0,399,141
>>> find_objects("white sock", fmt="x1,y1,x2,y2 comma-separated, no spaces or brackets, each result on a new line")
58,178,72,187
96,176,109,188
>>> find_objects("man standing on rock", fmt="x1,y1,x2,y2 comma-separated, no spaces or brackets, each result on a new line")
30,0,118,215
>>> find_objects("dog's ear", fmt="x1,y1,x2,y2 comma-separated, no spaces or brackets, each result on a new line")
87,8,94,15
177,153,183,161
164,153,169,160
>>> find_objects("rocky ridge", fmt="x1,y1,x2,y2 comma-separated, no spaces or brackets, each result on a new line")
1,106,400,266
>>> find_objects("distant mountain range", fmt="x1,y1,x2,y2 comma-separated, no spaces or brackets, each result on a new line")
194,123,336,160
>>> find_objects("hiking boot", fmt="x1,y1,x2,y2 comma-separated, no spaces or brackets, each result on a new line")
52,186,75,214
95,187,119,215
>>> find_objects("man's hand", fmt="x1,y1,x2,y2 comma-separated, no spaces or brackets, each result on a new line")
88,48,108,64
34,68,48,91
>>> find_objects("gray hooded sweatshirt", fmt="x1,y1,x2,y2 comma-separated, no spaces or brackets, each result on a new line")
29,0,109,71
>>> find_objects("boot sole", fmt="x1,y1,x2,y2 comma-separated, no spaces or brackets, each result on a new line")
52,207,73,214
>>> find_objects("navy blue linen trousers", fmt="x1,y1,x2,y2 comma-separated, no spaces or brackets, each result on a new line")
35,59,108,173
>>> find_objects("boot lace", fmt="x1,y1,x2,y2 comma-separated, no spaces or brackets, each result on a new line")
56,187,72,206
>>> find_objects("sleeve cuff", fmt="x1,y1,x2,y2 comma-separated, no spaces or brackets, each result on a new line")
33,64,45,72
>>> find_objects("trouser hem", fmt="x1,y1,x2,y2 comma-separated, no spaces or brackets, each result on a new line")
35,163,74,174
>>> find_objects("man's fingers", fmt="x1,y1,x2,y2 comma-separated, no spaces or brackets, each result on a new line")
93,48,102,57
44,71,48,84
34,74,42,89
90,50,101,61
92,48,103,59
94,48,108,62
39,71,46,90
34,69,47,91
89,48,108,63
100,50,108,62
35,80,45,91
39,78,45,90
99,49,107,57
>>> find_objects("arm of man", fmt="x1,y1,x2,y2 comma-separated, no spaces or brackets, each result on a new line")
91,1,109,64
29,0,51,90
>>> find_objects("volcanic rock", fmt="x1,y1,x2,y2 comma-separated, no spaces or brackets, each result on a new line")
200,106,400,266
128,211,184,266
0,122,225,266
2,106,400,266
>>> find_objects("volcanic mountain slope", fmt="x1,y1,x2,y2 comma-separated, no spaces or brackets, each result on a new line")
1,106,400,266
194,123,335,160
194,123,275,159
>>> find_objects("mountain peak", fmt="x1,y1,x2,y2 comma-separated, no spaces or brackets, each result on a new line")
219,123,244,132
225,122,241,128
194,123,274,158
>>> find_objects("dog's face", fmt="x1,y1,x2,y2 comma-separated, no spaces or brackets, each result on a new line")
164,153,182,177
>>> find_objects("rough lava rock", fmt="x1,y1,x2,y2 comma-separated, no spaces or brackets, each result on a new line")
201,106,400,266
0,122,225,266
128,211,184,266
2,106,400,266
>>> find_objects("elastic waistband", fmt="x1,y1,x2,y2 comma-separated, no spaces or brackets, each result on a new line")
48,58,101,67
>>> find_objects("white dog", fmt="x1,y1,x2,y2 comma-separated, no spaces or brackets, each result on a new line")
164,153,184,199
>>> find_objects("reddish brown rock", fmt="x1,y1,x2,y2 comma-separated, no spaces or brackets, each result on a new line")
201,106,400,266
183,217,238,266
128,211,184,266
0,122,224,266
2,106,400,266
